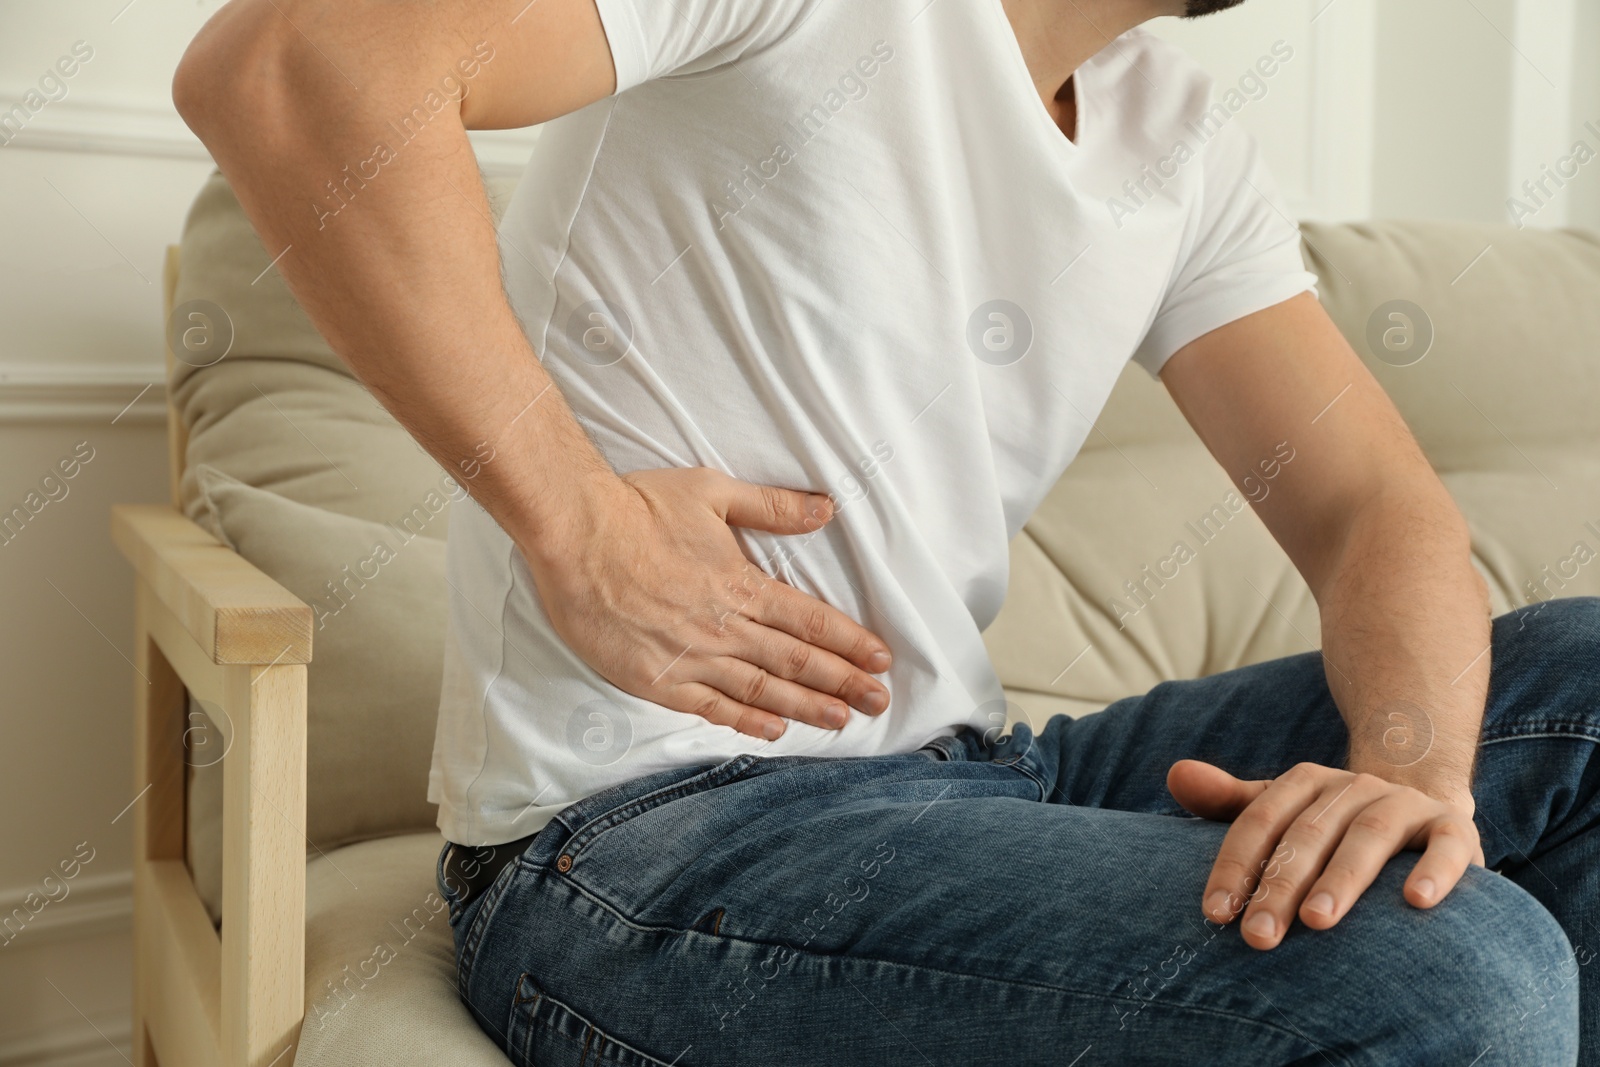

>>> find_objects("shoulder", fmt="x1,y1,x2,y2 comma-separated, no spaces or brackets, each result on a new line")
1093,27,1288,176
1091,26,1216,102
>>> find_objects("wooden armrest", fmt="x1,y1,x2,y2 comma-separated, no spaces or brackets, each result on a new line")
121,501,310,1066
112,503,312,665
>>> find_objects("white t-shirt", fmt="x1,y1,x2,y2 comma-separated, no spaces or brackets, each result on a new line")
428,0,1319,845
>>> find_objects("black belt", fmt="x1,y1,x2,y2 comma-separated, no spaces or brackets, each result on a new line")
442,833,537,909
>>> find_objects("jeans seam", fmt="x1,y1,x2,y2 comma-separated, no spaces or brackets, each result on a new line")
1004,760,1048,801
561,754,765,863
457,860,520,995
509,973,676,1067
1479,727,1600,746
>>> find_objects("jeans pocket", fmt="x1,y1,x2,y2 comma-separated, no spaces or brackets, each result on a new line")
504,973,678,1067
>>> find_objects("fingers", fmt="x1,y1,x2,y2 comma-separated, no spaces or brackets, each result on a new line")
661,653,879,742
707,656,853,732
653,598,890,737
725,616,890,716
1299,803,1478,928
620,467,892,734
1400,817,1480,908
1167,759,1270,822
1200,762,1328,928
751,579,893,676
716,474,834,535
663,680,787,741
1239,773,1388,946
1199,763,1485,952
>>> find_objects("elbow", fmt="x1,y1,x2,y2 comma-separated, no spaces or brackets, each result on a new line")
172,1,300,148
171,47,220,137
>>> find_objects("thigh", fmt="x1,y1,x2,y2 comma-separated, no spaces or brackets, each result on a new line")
1016,650,1349,816
462,753,1574,1067
1025,598,1600,856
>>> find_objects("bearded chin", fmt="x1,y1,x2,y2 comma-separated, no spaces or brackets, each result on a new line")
1183,0,1246,15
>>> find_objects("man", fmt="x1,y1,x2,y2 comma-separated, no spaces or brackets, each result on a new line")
175,0,1598,1062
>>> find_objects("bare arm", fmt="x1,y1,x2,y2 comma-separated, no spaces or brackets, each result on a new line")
1158,292,1488,948
176,0,617,549
173,0,892,739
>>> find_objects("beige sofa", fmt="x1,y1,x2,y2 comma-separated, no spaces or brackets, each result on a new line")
158,172,1600,1066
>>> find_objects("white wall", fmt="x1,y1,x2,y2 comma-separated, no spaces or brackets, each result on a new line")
0,0,1596,1062
2,4,222,1063
1150,0,1600,227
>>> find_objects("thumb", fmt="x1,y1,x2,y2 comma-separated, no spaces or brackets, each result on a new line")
720,479,834,535
1167,759,1269,822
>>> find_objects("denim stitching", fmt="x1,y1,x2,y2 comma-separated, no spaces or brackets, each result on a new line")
528,985,547,1067
457,859,520,995
994,755,1049,801
561,755,765,863
1479,724,1600,746
512,977,676,1067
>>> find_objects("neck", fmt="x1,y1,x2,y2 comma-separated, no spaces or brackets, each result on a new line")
999,0,1174,118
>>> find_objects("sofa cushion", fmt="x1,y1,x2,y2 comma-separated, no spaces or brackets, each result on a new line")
175,358,456,531
293,831,510,1067
1301,221,1600,472
990,221,1600,722
185,466,451,921
983,438,1327,727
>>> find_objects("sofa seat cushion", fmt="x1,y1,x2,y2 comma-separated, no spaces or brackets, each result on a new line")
294,832,511,1067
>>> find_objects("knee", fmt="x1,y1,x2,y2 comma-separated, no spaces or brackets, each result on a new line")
1366,864,1580,1064
1496,595,1600,664
1492,596,1600,708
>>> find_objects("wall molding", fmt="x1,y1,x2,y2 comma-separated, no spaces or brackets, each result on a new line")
0,868,132,949
0,94,539,176
0,870,133,1067
0,364,168,425
0,1013,132,1067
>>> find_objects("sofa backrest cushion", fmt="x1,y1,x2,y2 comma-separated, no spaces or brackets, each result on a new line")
988,220,1600,726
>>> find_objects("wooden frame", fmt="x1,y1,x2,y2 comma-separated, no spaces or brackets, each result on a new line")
116,245,314,1067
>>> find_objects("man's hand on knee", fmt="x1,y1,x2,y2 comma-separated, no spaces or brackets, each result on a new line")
1167,759,1484,951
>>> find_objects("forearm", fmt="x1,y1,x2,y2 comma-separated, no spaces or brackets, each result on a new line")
173,2,617,560
1314,482,1490,805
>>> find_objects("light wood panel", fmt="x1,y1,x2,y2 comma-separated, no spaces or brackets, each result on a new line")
138,859,223,1067
112,504,312,666
121,509,310,1066
134,581,190,1067
220,662,307,1067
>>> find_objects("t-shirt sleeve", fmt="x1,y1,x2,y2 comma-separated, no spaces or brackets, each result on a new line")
594,0,812,94
1131,119,1320,377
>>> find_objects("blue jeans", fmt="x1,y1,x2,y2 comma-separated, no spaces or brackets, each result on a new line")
440,598,1600,1065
